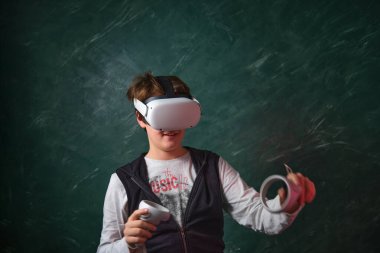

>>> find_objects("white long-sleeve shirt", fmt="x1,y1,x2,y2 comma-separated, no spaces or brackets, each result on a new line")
97,153,301,253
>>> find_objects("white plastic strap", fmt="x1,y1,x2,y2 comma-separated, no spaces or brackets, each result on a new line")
133,98,148,117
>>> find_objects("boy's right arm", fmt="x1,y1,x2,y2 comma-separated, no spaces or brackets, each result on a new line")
97,173,148,253
96,173,131,253
96,174,156,253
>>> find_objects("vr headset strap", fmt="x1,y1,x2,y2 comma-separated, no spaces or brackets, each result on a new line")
133,77,175,118
133,98,148,117
155,76,175,97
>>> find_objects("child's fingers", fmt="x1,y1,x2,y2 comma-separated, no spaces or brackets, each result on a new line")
286,171,316,206
294,173,305,205
125,227,153,240
128,208,150,221
286,172,304,205
304,177,316,203
127,209,157,233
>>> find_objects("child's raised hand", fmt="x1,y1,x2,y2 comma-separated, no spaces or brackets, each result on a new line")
278,172,316,213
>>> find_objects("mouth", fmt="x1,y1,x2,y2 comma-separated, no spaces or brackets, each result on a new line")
161,131,180,136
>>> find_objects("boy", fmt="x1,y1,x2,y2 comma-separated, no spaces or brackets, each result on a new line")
97,73,316,253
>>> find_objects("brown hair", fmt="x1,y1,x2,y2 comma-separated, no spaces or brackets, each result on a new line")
126,72,191,102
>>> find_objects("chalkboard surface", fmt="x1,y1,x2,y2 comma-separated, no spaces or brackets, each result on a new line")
1,0,379,252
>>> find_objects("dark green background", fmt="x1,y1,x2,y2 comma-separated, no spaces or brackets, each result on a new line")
1,0,379,252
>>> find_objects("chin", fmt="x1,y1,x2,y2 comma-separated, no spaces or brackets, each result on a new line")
162,145,181,152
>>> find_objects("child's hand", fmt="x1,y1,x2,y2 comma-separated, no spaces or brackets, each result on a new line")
123,208,157,248
278,173,316,213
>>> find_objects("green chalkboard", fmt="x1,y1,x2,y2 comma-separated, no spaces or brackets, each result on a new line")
1,0,379,252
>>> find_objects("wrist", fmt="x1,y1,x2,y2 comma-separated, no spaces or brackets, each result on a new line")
128,243,138,250
124,238,139,252
284,201,304,214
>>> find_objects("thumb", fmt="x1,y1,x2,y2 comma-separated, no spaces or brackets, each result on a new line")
128,208,150,222
278,187,286,204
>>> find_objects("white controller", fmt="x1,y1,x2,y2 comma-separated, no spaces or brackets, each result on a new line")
259,164,302,213
138,200,171,225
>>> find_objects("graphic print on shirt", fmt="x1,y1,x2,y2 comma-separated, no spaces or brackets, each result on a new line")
149,168,191,226
150,168,190,193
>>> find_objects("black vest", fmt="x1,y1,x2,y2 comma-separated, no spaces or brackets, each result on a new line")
116,147,225,253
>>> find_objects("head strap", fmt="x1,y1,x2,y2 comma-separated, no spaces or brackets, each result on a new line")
155,76,175,97
143,76,192,104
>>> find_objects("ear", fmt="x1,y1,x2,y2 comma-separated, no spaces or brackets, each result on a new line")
135,111,147,128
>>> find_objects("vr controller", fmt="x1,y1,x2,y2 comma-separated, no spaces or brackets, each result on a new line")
259,164,302,213
138,200,171,225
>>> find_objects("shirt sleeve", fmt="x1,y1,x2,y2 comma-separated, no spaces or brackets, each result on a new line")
96,173,144,253
218,157,302,235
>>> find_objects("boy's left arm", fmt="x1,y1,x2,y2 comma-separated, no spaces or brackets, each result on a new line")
218,157,315,235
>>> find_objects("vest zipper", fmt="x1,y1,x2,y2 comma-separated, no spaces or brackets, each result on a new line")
178,157,207,253
179,227,188,253
183,157,207,224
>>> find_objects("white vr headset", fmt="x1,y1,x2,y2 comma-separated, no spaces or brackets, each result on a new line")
133,76,201,131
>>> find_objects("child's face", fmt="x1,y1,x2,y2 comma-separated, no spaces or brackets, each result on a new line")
145,126,186,153
136,112,186,155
